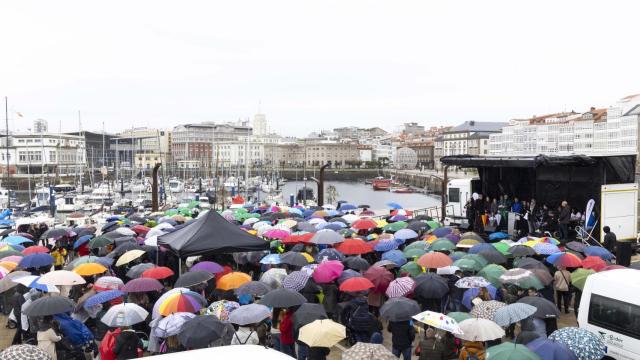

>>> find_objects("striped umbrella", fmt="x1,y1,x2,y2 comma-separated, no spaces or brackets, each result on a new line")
95,276,125,291
282,271,310,292
455,276,491,289
385,277,415,298
493,302,537,326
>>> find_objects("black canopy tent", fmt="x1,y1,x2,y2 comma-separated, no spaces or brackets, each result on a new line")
158,210,269,271
440,154,636,209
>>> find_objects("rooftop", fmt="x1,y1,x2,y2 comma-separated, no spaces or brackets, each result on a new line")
447,121,506,133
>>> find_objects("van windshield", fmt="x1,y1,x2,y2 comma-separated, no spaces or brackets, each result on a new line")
588,293,640,340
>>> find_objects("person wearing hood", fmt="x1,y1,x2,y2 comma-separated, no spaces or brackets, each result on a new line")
459,340,485,360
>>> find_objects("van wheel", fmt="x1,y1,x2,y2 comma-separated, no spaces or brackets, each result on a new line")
602,356,615,360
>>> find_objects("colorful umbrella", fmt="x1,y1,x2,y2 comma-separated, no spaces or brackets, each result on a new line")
339,277,374,292
158,291,206,316
312,260,344,283
571,268,596,290
206,300,240,320
412,310,463,335
217,272,251,290
547,252,582,268
469,300,507,320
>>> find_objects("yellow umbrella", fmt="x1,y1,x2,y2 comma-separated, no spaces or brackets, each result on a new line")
0,261,17,271
115,249,146,267
301,253,314,263
298,319,346,347
216,272,251,290
375,220,388,228
247,230,257,235
523,240,540,248
457,239,480,248
424,235,438,243
73,263,108,276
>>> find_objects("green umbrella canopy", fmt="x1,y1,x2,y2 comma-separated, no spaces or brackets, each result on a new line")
178,207,192,216
165,209,178,216
478,264,507,288
486,342,541,360
431,239,456,252
453,258,483,272
492,242,512,256
405,241,430,251
461,254,488,268
571,268,596,290
426,220,441,230
89,236,113,249
403,247,427,259
446,311,472,323
383,221,408,232
400,261,423,277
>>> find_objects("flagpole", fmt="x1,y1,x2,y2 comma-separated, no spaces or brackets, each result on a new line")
4,97,10,209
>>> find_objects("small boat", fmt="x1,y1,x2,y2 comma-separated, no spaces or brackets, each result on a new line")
372,178,392,191
391,187,416,194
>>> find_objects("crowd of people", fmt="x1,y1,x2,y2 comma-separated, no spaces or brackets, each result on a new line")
0,201,622,360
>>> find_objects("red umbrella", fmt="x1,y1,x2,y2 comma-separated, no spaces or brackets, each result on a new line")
132,225,150,236
550,252,582,268
141,266,175,280
416,252,452,269
22,246,50,255
363,266,393,293
283,233,314,245
352,218,378,230
582,256,606,271
339,277,374,292
335,239,373,255
601,264,626,271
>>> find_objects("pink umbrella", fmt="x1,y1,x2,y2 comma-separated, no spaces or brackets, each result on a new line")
312,260,344,283
1,255,23,263
386,276,416,298
263,229,291,240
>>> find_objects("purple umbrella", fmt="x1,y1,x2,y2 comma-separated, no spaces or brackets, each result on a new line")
18,253,55,269
445,233,461,243
190,261,224,274
432,227,453,237
122,277,164,293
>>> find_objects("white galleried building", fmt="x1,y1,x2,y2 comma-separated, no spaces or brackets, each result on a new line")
489,95,639,158
0,132,86,177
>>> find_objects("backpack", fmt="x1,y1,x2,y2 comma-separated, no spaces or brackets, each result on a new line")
100,328,122,360
348,304,374,332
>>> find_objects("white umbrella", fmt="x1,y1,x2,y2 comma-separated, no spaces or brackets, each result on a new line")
341,214,359,224
115,249,146,267
38,270,86,286
412,310,463,335
243,218,260,226
257,225,274,237
12,275,59,293
115,227,136,236
101,302,149,327
457,318,505,341
154,312,196,338
144,236,158,246
149,345,296,359
298,319,346,347
436,266,461,275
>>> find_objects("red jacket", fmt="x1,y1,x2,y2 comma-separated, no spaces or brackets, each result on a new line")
279,311,294,345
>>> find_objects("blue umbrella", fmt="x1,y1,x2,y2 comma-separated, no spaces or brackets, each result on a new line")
382,250,407,266
584,246,614,260
288,208,303,216
339,204,357,211
302,209,315,217
394,229,419,241
317,222,346,231
18,253,54,269
101,221,120,233
96,256,115,267
259,254,282,265
469,243,496,254
73,234,94,249
84,290,126,308
106,215,124,222
432,227,453,237
13,275,59,293
386,202,402,209
489,232,510,241
4,236,33,245
527,338,578,360
374,239,398,252
462,285,497,310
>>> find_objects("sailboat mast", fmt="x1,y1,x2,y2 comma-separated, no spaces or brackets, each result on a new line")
4,97,10,209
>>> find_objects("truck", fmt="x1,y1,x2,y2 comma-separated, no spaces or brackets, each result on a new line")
444,177,480,225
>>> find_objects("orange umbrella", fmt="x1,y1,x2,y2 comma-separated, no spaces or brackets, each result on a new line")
73,263,108,276
216,272,251,290
416,252,452,269
0,261,17,271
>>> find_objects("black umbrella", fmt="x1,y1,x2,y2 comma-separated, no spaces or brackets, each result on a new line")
329,218,348,225
0,229,13,238
566,241,586,253
280,252,309,267
508,245,536,257
178,316,234,349
102,231,124,240
40,228,69,240
175,271,214,288
292,303,327,330
380,297,421,321
235,281,272,297
114,236,137,246
357,204,370,209
407,221,429,233
109,243,144,258
343,256,370,271
24,296,75,316
479,249,507,265
414,215,432,221
515,330,542,345
514,258,546,270
517,296,561,318
291,244,306,252
233,251,268,265
260,288,307,308
413,273,449,299
315,248,345,262
74,227,96,238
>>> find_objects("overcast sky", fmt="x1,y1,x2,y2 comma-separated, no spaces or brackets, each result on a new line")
1,1,639,136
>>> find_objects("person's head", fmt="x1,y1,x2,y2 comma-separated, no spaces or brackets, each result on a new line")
514,197,519,202
370,332,383,344
503,194,508,200
527,288,538,296
562,201,568,207
603,226,611,234
425,327,436,339
492,198,497,203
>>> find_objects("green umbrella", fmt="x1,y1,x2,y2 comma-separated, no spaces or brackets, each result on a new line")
492,242,511,256
446,311,472,323
235,208,248,214
478,264,507,287
453,258,483,272
400,261,423,277
403,247,427,259
426,220,441,230
449,251,468,261
486,342,541,360
571,268,596,290
89,236,114,249
165,209,178,216
270,240,283,249
188,200,199,209
383,221,408,232
431,239,456,252
0,250,23,259
405,241,430,251
145,220,157,228
178,207,192,216
461,254,488,268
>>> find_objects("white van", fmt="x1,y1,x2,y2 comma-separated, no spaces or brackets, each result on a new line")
445,178,481,222
578,268,640,360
